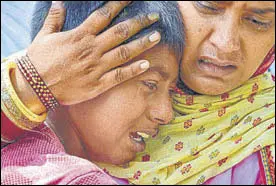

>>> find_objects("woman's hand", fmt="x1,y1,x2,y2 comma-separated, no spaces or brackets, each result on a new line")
13,1,161,114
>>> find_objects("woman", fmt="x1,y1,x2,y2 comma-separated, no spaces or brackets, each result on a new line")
2,1,275,185
1,1,185,185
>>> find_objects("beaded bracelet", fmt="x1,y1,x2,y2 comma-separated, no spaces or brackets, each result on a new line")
17,55,60,111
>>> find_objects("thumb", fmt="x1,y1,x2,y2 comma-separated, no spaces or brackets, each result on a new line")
40,1,66,36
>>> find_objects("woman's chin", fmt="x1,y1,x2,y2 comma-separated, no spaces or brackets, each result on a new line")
189,80,235,95
195,85,231,95
182,73,243,95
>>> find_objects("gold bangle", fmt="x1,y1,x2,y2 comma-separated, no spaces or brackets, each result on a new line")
1,101,29,130
1,61,47,130
6,62,47,122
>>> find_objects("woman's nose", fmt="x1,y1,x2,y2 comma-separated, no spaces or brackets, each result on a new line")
148,94,173,125
209,14,241,53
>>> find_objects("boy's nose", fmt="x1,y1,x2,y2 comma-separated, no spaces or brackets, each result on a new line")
148,95,173,125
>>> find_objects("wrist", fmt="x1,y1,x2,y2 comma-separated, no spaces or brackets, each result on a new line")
11,66,47,115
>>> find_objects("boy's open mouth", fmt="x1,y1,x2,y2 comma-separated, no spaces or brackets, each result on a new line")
129,132,146,152
129,130,158,152
129,131,149,143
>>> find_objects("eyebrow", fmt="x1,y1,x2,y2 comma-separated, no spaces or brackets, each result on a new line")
213,1,232,5
250,8,275,15
212,2,275,15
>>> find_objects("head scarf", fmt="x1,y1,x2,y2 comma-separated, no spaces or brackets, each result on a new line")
253,46,275,77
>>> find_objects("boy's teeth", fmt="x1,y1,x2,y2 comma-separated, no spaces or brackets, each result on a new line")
201,59,211,63
137,132,149,139
130,131,150,143
133,136,143,142
130,132,144,143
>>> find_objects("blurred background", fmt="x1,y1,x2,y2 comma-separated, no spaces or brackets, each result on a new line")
1,1,275,75
1,1,35,58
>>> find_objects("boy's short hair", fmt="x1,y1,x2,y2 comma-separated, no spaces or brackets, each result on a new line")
31,1,185,62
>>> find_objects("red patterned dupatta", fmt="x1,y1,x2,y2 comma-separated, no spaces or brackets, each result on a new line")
258,145,275,185
254,46,275,185
253,46,275,78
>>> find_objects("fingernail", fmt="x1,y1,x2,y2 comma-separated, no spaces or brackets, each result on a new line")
126,1,132,5
52,1,63,9
140,60,150,69
120,1,131,6
148,13,160,21
149,31,161,43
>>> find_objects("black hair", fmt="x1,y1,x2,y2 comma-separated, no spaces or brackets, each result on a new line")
31,1,185,62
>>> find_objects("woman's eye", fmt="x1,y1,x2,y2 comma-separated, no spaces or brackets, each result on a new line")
142,80,158,91
243,16,272,31
193,1,223,15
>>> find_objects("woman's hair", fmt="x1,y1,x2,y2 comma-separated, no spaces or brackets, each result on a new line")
30,1,185,62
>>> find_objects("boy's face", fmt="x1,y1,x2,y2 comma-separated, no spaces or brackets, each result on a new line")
67,45,178,165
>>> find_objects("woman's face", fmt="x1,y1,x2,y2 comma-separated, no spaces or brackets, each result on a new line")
178,1,275,95
67,46,178,165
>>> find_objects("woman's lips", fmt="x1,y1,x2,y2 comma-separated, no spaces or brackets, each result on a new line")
197,57,237,76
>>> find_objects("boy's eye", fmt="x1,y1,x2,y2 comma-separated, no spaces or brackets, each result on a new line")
142,80,158,91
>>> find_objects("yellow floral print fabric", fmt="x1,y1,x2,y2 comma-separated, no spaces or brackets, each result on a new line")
98,73,275,185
